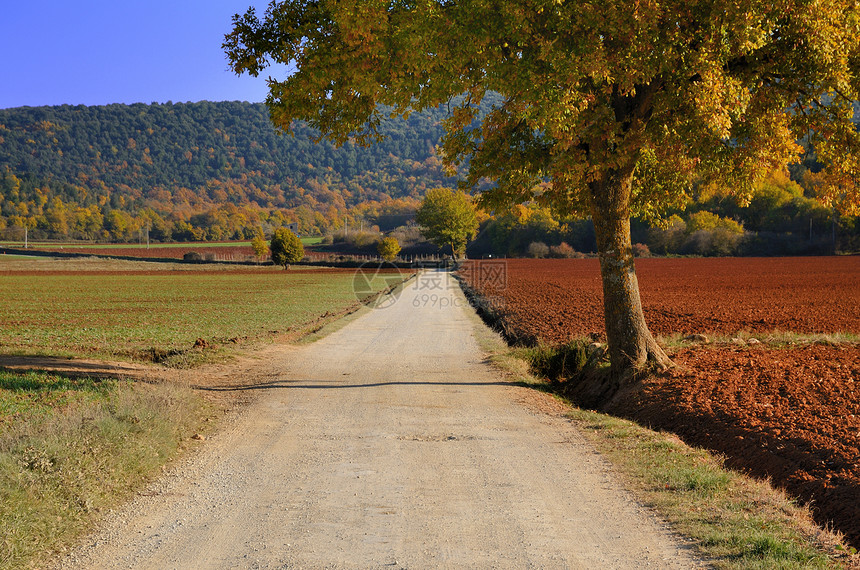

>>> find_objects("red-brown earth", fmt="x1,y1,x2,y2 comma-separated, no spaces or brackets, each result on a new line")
26,244,257,261
460,256,860,547
21,244,371,263
0,268,379,277
461,257,860,343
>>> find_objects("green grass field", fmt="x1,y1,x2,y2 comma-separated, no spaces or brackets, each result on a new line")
0,372,113,427
0,266,400,363
0,258,405,567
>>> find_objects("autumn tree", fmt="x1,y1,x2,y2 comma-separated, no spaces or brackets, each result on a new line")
226,1,860,376
43,197,70,236
415,188,479,258
251,230,269,261
270,227,304,267
377,236,402,261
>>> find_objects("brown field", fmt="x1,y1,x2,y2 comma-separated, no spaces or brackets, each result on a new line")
460,256,860,547
26,243,257,261
461,257,860,344
0,267,378,277
16,244,378,264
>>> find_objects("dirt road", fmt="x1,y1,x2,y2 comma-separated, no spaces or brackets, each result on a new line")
57,270,701,569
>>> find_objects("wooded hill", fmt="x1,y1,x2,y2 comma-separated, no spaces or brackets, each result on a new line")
0,99,857,255
0,100,459,241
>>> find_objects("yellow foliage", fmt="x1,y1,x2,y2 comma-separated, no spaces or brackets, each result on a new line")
376,236,401,261
687,211,744,235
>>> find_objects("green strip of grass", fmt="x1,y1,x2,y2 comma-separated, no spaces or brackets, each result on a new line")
0,373,113,426
0,270,397,364
506,345,852,568
0,371,209,569
565,407,846,569
0,254,42,259
4,239,323,249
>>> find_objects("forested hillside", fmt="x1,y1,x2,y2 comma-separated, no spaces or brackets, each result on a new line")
0,100,458,241
0,99,857,254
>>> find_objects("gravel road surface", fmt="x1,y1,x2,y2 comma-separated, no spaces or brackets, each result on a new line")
56,269,701,569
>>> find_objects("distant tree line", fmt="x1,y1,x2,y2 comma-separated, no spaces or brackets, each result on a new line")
467,168,859,258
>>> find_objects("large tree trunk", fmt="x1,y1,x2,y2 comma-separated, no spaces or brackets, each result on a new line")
589,166,672,377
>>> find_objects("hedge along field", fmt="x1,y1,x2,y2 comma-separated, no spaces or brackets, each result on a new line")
0,263,403,363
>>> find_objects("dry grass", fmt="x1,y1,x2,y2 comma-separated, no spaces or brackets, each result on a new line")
0,372,212,569
565,407,854,569
657,330,860,349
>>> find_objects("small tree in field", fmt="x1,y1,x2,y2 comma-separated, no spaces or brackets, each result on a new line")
270,228,304,268
377,236,401,262
415,188,479,259
251,233,268,262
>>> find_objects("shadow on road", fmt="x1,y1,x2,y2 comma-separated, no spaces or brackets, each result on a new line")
193,378,524,392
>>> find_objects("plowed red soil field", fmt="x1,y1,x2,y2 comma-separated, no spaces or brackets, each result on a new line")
0,268,369,277
461,257,860,343
31,244,256,261
460,256,860,547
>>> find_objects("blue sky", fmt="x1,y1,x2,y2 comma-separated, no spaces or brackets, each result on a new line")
1,1,289,109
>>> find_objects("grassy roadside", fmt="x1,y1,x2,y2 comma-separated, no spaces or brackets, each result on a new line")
0,371,212,569
0,259,415,569
457,285,855,569
563,407,851,569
